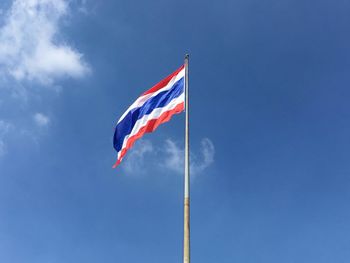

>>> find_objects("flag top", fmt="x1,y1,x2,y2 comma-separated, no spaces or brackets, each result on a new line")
113,65,185,168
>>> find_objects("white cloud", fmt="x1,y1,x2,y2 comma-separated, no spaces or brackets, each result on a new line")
163,139,184,174
191,138,215,175
0,140,5,157
122,139,154,174
0,0,89,85
121,138,215,176
78,0,88,15
0,120,12,135
0,120,13,157
33,112,50,127
162,138,215,176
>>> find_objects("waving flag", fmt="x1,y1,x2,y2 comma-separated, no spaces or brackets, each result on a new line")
113,65,185,168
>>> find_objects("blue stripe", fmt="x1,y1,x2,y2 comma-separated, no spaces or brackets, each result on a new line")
113,77,184,152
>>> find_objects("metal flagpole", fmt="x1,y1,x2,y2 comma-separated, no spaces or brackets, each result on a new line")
183,54,190,263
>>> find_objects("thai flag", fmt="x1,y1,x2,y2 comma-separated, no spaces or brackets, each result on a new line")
113,65,185,168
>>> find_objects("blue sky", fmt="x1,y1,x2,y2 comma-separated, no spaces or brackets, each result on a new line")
1,0,350,262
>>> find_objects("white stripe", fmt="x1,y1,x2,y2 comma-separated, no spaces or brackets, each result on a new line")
117,93,185,159
117,68,185,124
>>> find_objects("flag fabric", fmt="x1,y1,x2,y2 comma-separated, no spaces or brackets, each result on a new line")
113,65,185,168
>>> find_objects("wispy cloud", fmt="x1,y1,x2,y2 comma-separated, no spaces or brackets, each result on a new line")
0,120,13,157
77,0,89,15
162,138,215,176
121,138,215,176
191,138,215,175
0,141,5,157
33,113,50,127
162,139,184,174
0,0,90,157
122,139,154,175
0,0,89,85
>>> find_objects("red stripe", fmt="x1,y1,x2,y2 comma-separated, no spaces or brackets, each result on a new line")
141,65,184,96
112,102,185,168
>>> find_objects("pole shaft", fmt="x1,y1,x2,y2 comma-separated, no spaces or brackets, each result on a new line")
183,54,190,263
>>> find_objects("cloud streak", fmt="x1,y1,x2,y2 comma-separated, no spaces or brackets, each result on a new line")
122,138,215,176
122,139,154,175
0,0,90,157
0,120,12,157
163,139,184,174
193,138,215,174
33,113,50,127
0,0,89,85
163,138,215,176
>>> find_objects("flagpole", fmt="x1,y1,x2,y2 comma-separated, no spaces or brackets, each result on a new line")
183,54,190,263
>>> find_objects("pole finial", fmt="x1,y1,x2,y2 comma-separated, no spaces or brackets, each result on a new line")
185,54,189,59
